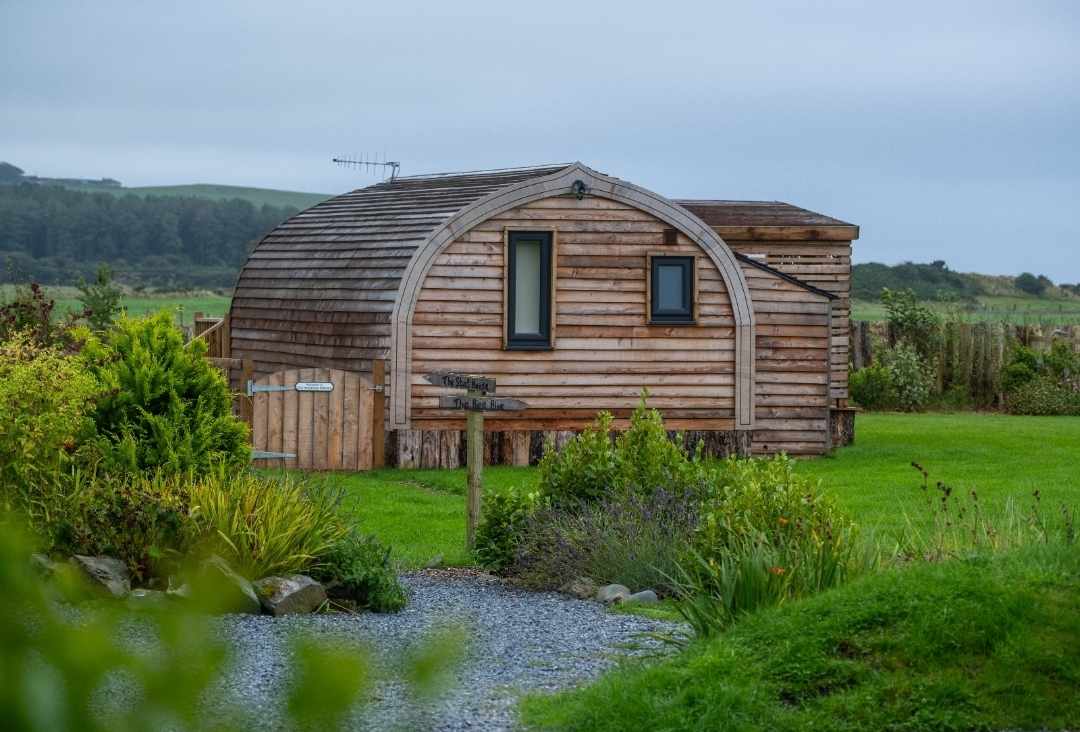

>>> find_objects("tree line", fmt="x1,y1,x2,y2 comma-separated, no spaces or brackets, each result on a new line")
0,184,296,288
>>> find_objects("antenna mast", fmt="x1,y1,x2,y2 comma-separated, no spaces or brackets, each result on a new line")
332,154,401,180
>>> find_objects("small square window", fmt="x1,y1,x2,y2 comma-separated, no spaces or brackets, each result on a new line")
650,256,694,323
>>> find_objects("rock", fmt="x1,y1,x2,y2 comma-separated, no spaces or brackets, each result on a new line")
628,589,659,604
560,576,598,600
126,588,168,611
70,555,130,598
194,555,260,614
595,583,632,605
31,553,57,577
253,575,327,616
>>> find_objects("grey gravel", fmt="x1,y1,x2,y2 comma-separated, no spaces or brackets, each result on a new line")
206,570,683,730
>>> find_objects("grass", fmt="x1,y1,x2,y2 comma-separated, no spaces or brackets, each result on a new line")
0,284,231,321
331,414,1079,568
853,294,1080,324
799,412,1080,536
520,542,1080,731
331,467,534,569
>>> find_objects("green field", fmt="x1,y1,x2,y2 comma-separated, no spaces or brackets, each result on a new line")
853,294,1080,324
337,413,1080,570
0,284,231,321
59,181,331,210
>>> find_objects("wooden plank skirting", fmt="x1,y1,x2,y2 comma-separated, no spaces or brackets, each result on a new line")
386,428,751,468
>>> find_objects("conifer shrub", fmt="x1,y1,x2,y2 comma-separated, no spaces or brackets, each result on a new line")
79,312,249,475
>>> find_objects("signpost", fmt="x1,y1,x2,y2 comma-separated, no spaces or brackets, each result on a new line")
424,372,526,550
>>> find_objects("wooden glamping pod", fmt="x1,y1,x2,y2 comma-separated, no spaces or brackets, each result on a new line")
229,163,858,467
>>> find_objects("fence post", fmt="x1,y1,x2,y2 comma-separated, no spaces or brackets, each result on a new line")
239,358,255,437
371,360,386,468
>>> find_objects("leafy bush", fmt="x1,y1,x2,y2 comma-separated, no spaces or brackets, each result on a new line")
76,264,123,332
538,396,707,510
0,282,84,347
185,466,349,579
47,468,191,582
1014,271,1047,296
0,334,99,512
474,484,543,572
1006,376,1080,416
312,528,406,612
1002,341,1080,415
880,342,933,411
676,455,868,636
79,312,250,475
849,362,894,409
512,488,699,594
881,287,940,360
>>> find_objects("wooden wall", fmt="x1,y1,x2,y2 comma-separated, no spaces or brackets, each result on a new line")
409,197,739,433
722,239,851,406
742,263,833,455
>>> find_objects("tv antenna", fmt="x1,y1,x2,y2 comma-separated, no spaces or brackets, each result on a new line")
332,153,400,181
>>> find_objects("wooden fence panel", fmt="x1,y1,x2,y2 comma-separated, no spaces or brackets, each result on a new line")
850,321,1080,407
251,367,378,471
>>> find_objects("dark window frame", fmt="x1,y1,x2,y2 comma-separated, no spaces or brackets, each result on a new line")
506,230,553,350
649,255,696,324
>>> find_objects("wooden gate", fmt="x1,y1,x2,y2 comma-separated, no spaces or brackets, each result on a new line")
249,366,383,471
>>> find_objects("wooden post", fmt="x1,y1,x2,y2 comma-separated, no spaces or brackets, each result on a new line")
239,358,255,435
465,388,483,551
372,359,386,468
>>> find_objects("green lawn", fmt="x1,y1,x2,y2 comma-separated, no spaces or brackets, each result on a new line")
337,413,1079,570
853,294,1080,324
0,284,231,321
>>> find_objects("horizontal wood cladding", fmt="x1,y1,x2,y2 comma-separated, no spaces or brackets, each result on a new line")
410,197,737,431
728,239,852,404
742,261,833,456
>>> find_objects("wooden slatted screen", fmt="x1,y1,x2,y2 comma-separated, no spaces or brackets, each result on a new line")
250,367,378,471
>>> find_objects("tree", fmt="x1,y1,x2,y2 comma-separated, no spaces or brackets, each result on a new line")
1014,272,1046,296
77,264,123,332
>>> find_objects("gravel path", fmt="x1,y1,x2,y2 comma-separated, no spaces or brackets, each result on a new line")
209,570,683,731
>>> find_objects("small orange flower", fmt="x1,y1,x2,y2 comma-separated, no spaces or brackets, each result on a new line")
778,517,790,527
768,566,785,576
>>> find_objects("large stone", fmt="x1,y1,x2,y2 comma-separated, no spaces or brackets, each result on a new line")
595,584,632,605
70,555,130,598
628,589,659,605
560,576,598,600
253,575,327,616
194,555,260,614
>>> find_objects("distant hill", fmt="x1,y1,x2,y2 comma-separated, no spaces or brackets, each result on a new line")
59,181,332,210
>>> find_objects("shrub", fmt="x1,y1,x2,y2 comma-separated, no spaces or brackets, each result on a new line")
849,363,894,409
48,468,192,582
312,528,406,613
76,264,123,332
0,334,99,513
881,287,940,360
880,342,933,411
538,411,619,509
1014,271,1046,296
512,488,699,594
538,395,707,509
1006,376,1080,416
0,282,84,347
185,467,348,579
474,484,543,573
79,312,250,475
676,455,868,636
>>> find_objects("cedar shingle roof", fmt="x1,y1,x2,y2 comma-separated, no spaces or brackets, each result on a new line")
675,200,854,228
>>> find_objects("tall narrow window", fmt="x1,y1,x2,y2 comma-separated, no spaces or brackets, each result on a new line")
650,256,695,323
507,231,552,349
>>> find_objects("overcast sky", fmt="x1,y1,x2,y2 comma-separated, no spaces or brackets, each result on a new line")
3,1,1078,280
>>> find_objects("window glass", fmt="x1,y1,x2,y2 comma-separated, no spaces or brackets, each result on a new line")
514,240,542,335
657,264,685,311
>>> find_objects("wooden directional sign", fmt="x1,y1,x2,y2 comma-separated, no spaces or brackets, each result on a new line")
424,371,496,395
439,395,527,412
